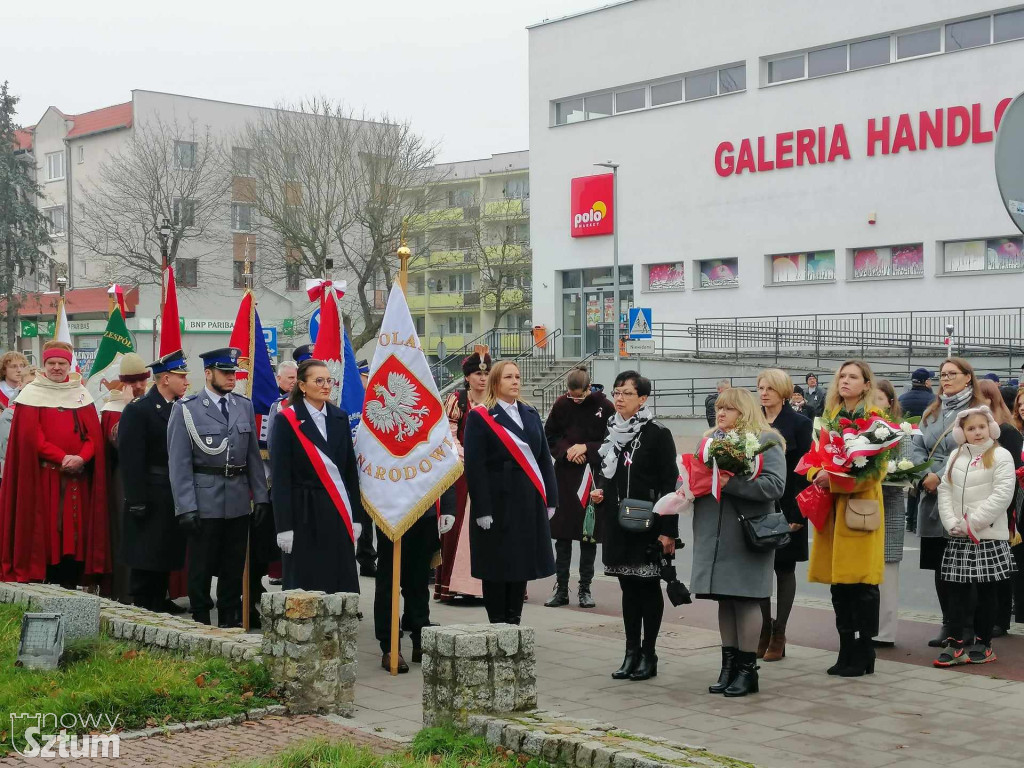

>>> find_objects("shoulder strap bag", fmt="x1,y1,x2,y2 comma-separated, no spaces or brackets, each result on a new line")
617,431,657,533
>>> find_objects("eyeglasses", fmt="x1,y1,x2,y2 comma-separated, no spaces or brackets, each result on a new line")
612,390,638,399
566,393,587,402
309,377,337,387
938,372,964,380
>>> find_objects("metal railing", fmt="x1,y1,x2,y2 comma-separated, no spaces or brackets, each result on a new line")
513,328,562,387
531,351,600,417
429,328,536,390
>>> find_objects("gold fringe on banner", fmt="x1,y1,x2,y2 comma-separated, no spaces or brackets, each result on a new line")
361,460,464,543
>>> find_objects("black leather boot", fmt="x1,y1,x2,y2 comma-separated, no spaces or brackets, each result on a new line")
544,583,569,608
611,646,640,679
709,646,738,694
193,609,211,626
578,584,596,609
827,632,855,675
723,651,758,697
839,636,876,677
629,652,658,681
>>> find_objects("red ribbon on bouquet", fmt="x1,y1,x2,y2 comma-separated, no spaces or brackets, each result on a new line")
796,484,833,532
682,454,733,501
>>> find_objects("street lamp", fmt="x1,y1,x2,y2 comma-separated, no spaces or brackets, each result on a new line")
594,161,620,374
155,218,171,358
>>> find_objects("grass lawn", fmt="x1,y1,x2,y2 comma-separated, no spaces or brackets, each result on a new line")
0,602,277,757
235,727,553,768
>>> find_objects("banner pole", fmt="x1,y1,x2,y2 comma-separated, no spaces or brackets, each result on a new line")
242,253,255,632
389,235,411,676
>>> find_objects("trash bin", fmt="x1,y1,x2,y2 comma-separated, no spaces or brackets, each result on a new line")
532,325,547,348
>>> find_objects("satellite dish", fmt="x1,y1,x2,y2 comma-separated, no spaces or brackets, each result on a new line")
994,91,1024,236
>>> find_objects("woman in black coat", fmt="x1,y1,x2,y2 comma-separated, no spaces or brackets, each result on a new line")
591,370,679,682
270,359,367,594
464,360,557,625
757,369,813,662
543,364,615,609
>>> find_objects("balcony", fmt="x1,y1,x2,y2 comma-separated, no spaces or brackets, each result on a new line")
482,244,526,261
405,207,465,229
406,293,426,311
428,291,479,310
482,288,530,310
421,334,465,355
483,197,529,217
428,250,468,266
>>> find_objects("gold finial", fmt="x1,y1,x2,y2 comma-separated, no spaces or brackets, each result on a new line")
397,220,411,258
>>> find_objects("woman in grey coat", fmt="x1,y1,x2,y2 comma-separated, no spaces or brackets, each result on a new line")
691,387,786,697
911,357,984,647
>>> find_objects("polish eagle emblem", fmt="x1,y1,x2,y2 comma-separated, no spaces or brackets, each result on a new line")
365,372,430,442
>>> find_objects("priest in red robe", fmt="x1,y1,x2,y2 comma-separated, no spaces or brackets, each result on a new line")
0,341,109,585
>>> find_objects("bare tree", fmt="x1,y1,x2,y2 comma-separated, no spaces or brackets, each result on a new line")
465,197,532,331
75,117,231,286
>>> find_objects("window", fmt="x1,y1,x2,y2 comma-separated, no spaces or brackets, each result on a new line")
447,188,474,207
850,36,891,69
174,141,197,170
650,80,682,106
232,147,253,176
283,152,298,180
768,55,804,83
414,316,425,336
696,258,738,288
46,151,65,181
447,316,473,334
43,206,65,235
808,45,847,77
584,93,613,120
555,98,584,125
447,273,472,292
503,177,529,199
943,237,1024,274
768,251,836,284
231,203,254,232
851,244,924,280
615,88,645,113
897,27,940,59
77,146,84,164
645,262,685,292
232,260,255,289
176,258,198,288
685,71,717,100
172,197,196,228
995,9,1024,42
945,17,990,51
719,65,745,93
285,262,301,291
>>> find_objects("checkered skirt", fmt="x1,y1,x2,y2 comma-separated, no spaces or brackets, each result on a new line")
940,537,1015,583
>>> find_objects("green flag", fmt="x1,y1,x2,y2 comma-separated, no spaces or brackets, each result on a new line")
86,308,134,402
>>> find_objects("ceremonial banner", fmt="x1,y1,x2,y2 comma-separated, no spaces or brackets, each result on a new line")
341,328,365,437
159,266,183,357
354,283,462,541
229,291,279,448
85,306,134,404
309,279,345,405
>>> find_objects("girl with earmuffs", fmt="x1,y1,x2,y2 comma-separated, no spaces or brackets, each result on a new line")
934,406,1016,667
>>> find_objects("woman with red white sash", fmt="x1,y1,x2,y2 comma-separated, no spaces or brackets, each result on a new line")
464,360,557,625
269,359,367,594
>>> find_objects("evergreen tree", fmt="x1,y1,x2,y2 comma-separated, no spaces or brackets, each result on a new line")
0,81,52,349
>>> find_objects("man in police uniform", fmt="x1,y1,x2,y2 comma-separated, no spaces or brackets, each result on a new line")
167,347,270,627
119,350,190,612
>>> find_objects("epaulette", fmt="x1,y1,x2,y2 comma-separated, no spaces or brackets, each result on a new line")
132,396,143,403
182,394,198,403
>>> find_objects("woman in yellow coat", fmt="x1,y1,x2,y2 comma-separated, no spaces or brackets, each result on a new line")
807,359,885,678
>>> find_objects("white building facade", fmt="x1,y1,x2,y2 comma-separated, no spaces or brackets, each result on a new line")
528,1,1024,359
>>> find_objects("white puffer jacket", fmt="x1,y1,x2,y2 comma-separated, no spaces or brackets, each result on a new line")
937,439,1015,541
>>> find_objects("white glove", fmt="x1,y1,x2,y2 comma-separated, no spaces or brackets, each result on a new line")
950,520,966,537
439,514,456,535
352,523,362,543
477,515,493,530
277,530,294,554
547,507,556,520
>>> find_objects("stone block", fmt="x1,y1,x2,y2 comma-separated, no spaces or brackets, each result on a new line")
454,631,488,658
593,747,622,768
541,735,562,762
521,730,546,756
485,719,505,745
496,627,519,656
503,724,528,752
455,658,489,687
436,628,456,656
419,626,437,653
284,591,323,619
576,742,604,768
287,622,315,643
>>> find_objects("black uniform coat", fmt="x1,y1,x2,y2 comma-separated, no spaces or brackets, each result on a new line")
269,399,368,594
464,400,557,583
117,387,187,571
597,420,679,574
544,392,615,541
766,405,813,565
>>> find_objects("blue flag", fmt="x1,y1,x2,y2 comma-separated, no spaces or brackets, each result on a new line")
341,328,365,437
251,309,280,449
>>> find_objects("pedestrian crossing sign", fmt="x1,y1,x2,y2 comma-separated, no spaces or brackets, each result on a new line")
628,308,652,339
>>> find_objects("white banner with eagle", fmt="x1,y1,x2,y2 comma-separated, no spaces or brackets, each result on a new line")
353,283,463,541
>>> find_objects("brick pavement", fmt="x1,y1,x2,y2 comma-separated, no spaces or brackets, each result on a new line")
0,715,396,768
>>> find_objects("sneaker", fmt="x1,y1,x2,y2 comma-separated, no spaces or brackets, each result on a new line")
933,643,968,667
968,643,997,664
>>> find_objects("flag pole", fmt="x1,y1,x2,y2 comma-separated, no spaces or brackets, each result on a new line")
389,230,411,676
242,247,254,632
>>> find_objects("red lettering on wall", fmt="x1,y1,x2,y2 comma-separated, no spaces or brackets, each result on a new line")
996,97,1013,131
775,131,794,169
756,136,775,172
947,106,970,147
735,139,755,174
827,124,851,163
867,116,890,156
795,129,816,166
971,102,993,143
715,142,735,177
891,113,918,153
919,109,944,149
817,126,826,164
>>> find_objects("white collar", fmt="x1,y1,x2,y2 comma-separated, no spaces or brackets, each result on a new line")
205,387,231,404
304,398,326,416
498,398,518,412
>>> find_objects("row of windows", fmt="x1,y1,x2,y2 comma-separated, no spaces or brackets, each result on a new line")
641,236,1024,292
766,8,1024,85
554,62,745,126
168,257,304,291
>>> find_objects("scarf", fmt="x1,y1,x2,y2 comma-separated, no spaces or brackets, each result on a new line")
941,386,973,414
598,405,654,479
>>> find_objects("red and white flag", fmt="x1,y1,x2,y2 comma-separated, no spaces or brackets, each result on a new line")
309,279,346,405
577,463,594,507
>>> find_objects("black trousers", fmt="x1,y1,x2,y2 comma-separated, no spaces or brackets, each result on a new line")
481,580,527,625
129,569,170,612
830,582,880,637
357,524,377,570
45,557,83,589
948,580,999,645
374,517,435,652
554,539,597,588
617,576,664,654
187,516,249,616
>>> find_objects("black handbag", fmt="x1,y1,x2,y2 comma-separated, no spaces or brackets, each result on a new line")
617,433,656,533
735,501,792,553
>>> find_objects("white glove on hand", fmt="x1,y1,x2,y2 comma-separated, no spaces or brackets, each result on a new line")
439,514,456,535
950,520,967,537
352,523,362,543
277,530,294,554
547,507,556,520
477,515,494,530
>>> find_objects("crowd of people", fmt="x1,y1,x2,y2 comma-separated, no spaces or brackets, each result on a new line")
2,336,1023,693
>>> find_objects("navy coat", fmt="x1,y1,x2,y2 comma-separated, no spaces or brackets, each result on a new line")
464,401,557,583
